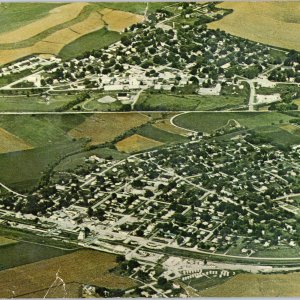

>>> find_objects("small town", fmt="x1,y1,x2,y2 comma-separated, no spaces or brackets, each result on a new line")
0,2,299,112
1,127,300,296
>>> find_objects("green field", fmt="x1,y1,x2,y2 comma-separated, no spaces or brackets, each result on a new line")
136,124,187,143
0,70,32,87
0,3,64,35
0,114,86,147
0,94,78,112
0,140,85,191
135,93,245,111
59,28,121,60
173,112,300,146
54,147,128,173
95,2,171,14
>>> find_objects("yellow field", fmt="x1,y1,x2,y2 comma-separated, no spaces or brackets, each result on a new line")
0,249,135,298
68,113,149,146
0,3,88,44
0,7,143,65
281,124,300,135
0,127,32,154
116,133,163,153
0,236,17,246
101,9,144,32
293,98,300,107
201,272,300,297
0,11,105,65
154,118,190,136
208,2,300,51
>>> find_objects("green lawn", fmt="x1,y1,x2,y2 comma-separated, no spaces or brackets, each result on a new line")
59,28,121,60
135,93,245,111
0,94,78,112
82,95,124,111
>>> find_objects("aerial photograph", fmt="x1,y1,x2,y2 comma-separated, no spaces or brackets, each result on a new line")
1,0,300,298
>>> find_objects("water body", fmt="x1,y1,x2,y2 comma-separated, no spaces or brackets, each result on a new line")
0,241,71,271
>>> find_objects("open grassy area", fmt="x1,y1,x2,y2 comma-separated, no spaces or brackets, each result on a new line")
135,93,245,111
0,94,77,112
174,112,293,133
54,147,128,172
0,114,86,147
60,28,120,60
173,112,300,146
208,2,300,51
0,249,135,298
0,139,85,191
201,272,300,297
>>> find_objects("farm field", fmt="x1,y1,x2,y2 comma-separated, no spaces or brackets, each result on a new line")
59,28,120,60
0,127,32,154
173,112,300,146
208,2,300,51
135,93,245,111
136,124,187,143
0,3,88,44
0,4,144,65
0,140,85,191
0,3,65,35
0,241,70,272
0,236,17,246
0,249,135,298
201,272,300,297
116,133,163,153
68,113,150,145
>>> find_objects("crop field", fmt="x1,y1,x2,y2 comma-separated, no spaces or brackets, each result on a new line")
280,124,300,135
101,9,144,32
59,28,120,60
208,2,300,51
68,113,149,145
0,249,135,298
0,3,64,35
0,140,85,191
0,3,87,44
136,124,187,144
116,133,163,153
135,93,245,111
0,127,32,154
0,236,17,246
201,272,300,297
0,3,144,65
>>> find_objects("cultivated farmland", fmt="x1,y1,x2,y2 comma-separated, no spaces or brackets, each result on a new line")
68,113,149,145
0,249,135,298
0,127,32,154
116,133,163,153
208,2,300,51
201,272,300,297
0,3,88,44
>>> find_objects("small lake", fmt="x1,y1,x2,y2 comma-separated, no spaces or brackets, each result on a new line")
0,241,71,270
